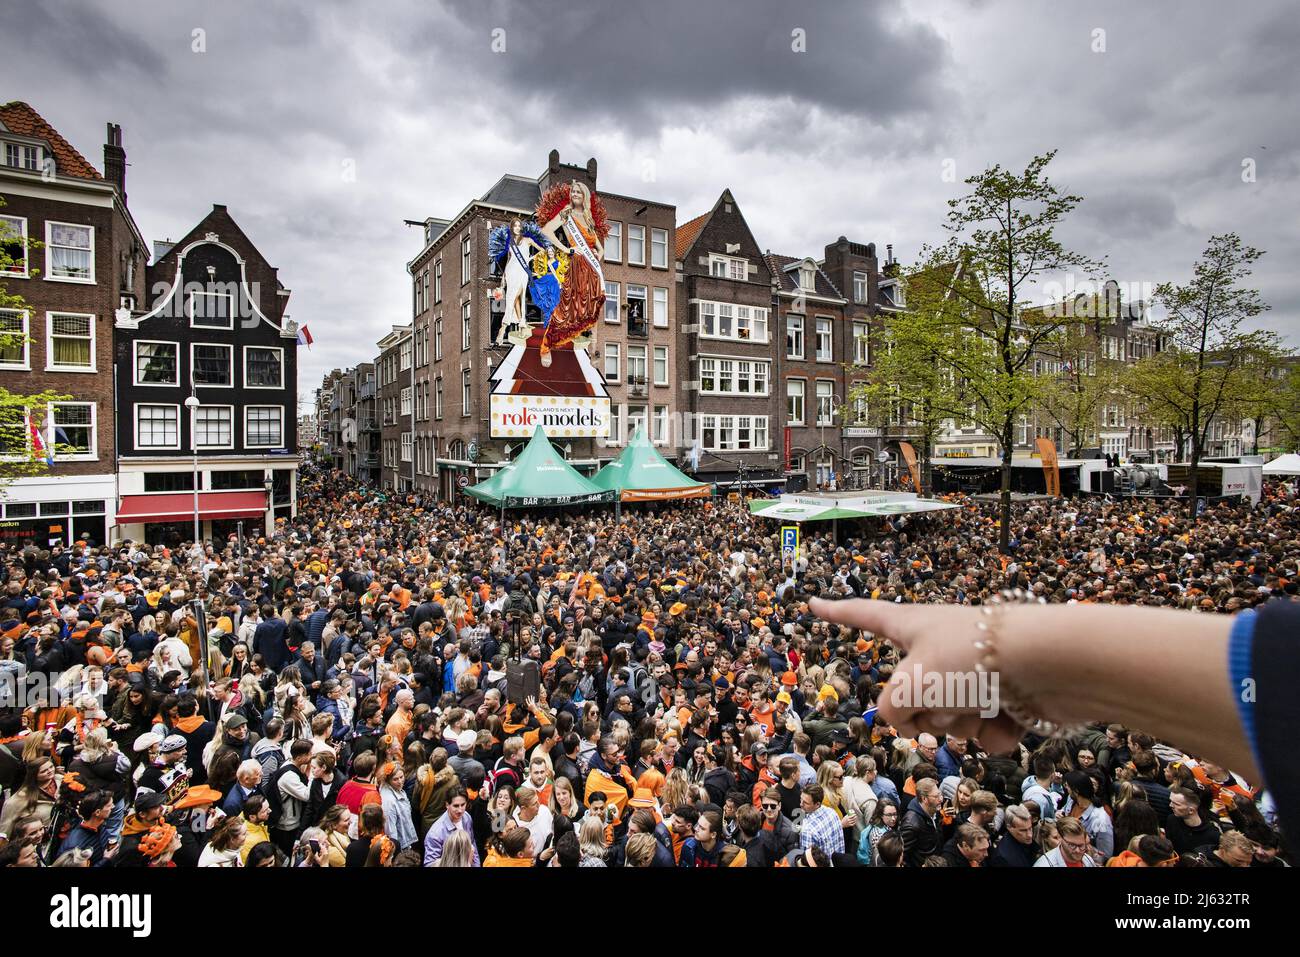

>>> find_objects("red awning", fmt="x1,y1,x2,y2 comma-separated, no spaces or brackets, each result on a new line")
116,491,268,525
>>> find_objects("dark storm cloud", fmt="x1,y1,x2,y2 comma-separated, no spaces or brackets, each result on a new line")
0,2,167,79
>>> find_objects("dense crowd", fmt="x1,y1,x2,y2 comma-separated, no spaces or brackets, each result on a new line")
0,463,1295,869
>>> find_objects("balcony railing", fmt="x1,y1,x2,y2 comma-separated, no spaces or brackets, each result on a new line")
627,375,648,398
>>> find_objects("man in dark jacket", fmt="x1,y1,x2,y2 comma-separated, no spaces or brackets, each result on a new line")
752,787,798,865
899,779,943,867
252,606,290,672
293,641,329,695
988,803,1038,867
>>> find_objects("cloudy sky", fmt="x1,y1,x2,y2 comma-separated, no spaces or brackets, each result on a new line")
4,0,1296,407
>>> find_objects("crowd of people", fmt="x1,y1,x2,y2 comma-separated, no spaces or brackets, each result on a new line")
0,462,1294,869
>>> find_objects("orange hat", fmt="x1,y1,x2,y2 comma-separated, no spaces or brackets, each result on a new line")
855,637,870,653
171,785,223,810
781,671,798,687
139,823,178,859
669,602,687,617
628,787,657,809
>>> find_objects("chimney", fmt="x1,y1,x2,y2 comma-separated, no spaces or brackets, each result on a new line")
104,123,126,204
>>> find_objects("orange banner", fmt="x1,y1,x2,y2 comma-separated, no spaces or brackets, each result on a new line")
899,442,921,492
1036,437,1061,497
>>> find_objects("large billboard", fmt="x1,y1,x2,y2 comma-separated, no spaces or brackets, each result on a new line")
487,181,611,439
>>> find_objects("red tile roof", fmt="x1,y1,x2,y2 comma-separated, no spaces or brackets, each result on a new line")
0,101,102,181
675,211,710,259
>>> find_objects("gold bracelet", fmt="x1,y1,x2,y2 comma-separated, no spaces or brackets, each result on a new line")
972,591,1076,738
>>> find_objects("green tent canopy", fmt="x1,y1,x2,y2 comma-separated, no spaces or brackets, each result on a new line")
749,495,960,522
591,427,712,501
463,427,615,508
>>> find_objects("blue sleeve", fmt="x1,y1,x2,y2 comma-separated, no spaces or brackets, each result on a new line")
1227,609,1259,769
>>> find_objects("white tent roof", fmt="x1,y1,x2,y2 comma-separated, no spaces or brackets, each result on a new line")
1263,453,1300,475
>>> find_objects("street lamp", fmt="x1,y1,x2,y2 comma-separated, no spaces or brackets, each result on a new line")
264,474,274,538
184,393,201,568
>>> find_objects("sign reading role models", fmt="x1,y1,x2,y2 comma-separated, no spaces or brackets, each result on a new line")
487,180,612,439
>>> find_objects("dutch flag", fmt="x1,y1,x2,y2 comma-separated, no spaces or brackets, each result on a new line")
296,324,314,349
30,419,54,466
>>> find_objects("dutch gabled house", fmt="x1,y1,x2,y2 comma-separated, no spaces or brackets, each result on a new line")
113,204,300,546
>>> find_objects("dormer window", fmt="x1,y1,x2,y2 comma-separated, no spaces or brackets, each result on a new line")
709,255,747,280
799,266,815,290
4,142,41,171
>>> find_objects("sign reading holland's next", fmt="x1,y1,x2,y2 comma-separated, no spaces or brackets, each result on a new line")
490,394,611,438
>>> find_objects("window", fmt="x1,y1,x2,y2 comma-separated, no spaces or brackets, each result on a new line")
134,341,178,385
698,300,768,343
193,406,233,448
136,404,179,449
434,260,442,303
627,224,645,265
48,402,95,458
709,256,747,280
187,290,234,329
434,318,443,360
853,321,869,365
46,313,94,371
627,405,648,442
400,386,412,417
401,432,412,462
0,309,29,369
461,369,471,416
46,222,93,282
853,271,869,304
461,234,472,284
799,266,815,290
786,315,804,359
815,317,833,361
1,215,28,277
461,302,471,350
604,342,620,382
627,284,647,335
5,143,39,170
0,407,30,459
650,228,668,268
245,406,284,447
209,470,261,491
653,346,668,386
604,282,621,323
816,381,836,425
627,345,647,383
652,287,668,328
787,380,805,425
653,405,669,444
698,357,768,395
192,343,233,386
400,338,412,370
244,346,283,389
604,222,622,262
435,377,443,419
700,414,767,451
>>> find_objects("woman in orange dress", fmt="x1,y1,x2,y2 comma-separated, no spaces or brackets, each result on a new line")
537,180,607,367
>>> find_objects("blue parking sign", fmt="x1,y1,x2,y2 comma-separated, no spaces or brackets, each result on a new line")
781,525,799,558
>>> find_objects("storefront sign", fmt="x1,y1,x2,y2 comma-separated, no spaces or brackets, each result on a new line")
489,394,610,438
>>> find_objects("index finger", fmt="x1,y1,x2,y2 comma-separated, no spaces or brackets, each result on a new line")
808,597,917,651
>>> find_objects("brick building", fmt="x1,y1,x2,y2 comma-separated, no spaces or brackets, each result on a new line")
674,190,783,490
0,103,147,546
406,150,676,500
376,325,412,491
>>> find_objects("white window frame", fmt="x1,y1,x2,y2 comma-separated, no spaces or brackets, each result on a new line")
186,289,235,330
697,300,768,344
5,143,41,171
461,369,471,417
650,228,668,269
627,224,646,266
133,340,179,387
0,308,30,370
604,342,620,383
604,221,622,263
698,355,769,396
708,255,747,280
243,344,284,390
626,345,648,384
435,376,444,419
244,405,285,449
400,386,412,417
191,342,234,388
700,414,768,452
653,405,669,445
604,281,621,324
853,321,869,365
44,311,96,373
816,380,836,426
461,301,471,350
627,284,647,330
653,287,668,328
653,345,669,386
786,315,805,360
47,401,97,461
434,317,443,360
191,404,234,450
815,316,834,362
853,271,869,304
0,406,33,462
44,221,95,284
134,403,181,451
787,379,806,426
0,214,29,279
461,234,472,285
400,432,412,462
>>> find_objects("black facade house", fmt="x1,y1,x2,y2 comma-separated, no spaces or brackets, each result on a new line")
112,205,299,548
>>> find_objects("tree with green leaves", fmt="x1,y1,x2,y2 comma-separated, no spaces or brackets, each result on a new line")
1124,233,1273,514
1,196,67,485
867,152,1102,552
1032,295,1120,457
